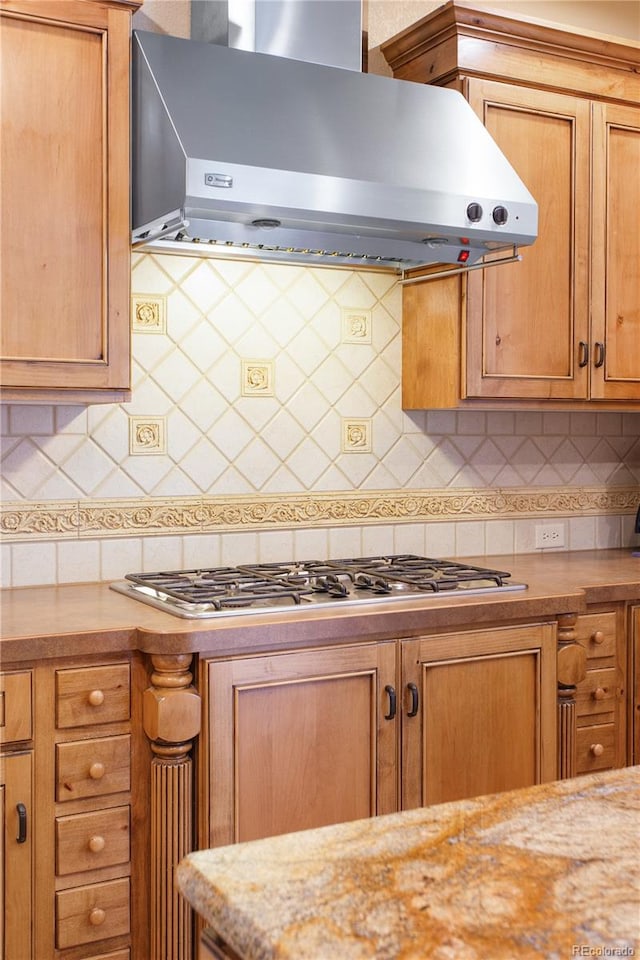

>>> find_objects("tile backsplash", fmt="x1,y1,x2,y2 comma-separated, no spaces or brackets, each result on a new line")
1,253,639,588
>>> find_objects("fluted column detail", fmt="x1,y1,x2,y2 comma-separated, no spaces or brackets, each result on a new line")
556,613,586,779
144,654,201,960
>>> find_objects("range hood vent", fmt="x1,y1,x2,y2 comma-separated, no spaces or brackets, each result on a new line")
132,29,538,272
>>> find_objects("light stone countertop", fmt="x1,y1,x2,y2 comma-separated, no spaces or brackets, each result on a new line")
177,766,640,960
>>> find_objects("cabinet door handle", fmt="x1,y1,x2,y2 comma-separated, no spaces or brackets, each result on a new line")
16,803,27,843
384,685,396,720
406,682,419,717
578,341,589,367
594,341,605,368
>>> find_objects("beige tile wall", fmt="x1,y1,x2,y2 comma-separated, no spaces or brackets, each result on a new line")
1,253,639,588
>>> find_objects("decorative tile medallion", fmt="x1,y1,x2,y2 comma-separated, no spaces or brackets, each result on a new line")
241,360,274,396
341,308,372,343
131,294,166,334
129,417,166,456
342,419,372,453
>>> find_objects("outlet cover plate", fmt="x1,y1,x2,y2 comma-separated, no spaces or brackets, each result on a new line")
535,522,566,549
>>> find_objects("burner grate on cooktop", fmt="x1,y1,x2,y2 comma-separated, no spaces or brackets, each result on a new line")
115,555,525,617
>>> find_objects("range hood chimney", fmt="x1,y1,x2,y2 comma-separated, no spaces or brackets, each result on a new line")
131,2,537,273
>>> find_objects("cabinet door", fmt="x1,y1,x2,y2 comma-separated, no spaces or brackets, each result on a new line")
465,80,591,401
590,102,640,401
0,751,33,960
204,643,398,846
402,624,556,808
0,0,132,400
632,606,640,765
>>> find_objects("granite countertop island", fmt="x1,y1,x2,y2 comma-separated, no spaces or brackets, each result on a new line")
177,766,640,960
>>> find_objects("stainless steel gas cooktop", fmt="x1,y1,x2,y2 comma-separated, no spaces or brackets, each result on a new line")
110,555,527,619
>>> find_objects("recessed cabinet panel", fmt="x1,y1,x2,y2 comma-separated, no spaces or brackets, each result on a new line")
590,102,640,401
0,751,33,960
205,642,398,847
1,16,103,363
0,0,135,400
465,81,590,401
0,671,32,743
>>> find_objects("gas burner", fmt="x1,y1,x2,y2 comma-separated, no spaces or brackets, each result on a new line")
111,555,526,619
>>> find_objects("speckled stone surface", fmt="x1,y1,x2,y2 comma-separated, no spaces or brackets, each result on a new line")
177,767,640,960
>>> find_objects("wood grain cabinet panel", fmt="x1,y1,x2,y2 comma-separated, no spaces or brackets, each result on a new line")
0,670,32,743
0,0,139,403
590,102,640,401
0,750,33,960
56,734,131,802
575,606,627,773
386,5,640,410
576,723,617,772
56,664,131,729
401,624,556,808
56,805,130,875
204,643,398,847
55,876,130,949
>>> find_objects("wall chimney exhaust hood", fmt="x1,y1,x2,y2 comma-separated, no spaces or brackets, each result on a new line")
132,29,538,273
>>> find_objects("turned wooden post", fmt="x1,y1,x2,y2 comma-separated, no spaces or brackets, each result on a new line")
144,654,201,960
556,613,586,779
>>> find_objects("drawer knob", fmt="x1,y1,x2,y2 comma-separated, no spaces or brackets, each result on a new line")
590,743,604,757
592,687,606,701
88,834,106,853
591,630,605,645
88,689,105,707
89,907,106,927
89,762,105,780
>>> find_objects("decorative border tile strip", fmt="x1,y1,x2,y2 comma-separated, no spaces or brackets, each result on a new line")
0,486,637,542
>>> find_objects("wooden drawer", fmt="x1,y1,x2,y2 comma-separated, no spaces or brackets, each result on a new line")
56,735,131,802
56,805,130,876
576,612,616,660
79,950,129,960
56,877,130,949
56,663,130,729
575,668,620,719
0,670,32,743
576,723,616,773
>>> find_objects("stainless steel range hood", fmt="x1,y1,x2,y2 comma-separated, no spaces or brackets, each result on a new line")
132,29,538,272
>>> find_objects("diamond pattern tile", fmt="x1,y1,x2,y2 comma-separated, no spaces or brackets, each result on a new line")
1,252,639,522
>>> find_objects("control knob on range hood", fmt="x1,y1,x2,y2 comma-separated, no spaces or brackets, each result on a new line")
132,29,538,272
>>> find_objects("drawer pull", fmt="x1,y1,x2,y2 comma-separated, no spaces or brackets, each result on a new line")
89,907,106,927
88,835,106,853
16,803,27,844
590,743,604,757
591,630,605,645
592,687,606,701
88,689,105,707
89,762,105,781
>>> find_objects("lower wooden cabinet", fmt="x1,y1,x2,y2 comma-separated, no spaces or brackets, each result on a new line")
203,642,398,847
3,655,147,960
574,606,627,774
201,622,557,849
401,623,557,807
0,750,33,960
631,605,640,764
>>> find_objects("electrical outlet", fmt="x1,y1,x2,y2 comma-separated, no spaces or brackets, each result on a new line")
535,523,566,549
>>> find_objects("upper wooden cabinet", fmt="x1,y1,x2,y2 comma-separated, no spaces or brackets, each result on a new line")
383,2,640,409
0,0,141,404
